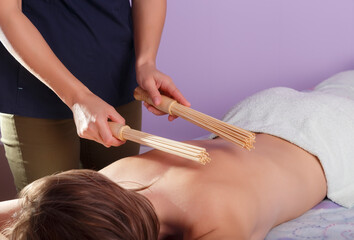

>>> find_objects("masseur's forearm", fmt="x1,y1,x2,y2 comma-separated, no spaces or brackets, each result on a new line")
131,0,189,111
0,1,91,108
132,0,166,67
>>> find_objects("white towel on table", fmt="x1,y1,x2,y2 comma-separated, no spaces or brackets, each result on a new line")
211,71,354,208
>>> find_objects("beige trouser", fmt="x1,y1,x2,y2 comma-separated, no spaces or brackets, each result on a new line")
0,100,141,191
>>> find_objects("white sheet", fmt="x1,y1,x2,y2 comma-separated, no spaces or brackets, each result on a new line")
210,71,354,208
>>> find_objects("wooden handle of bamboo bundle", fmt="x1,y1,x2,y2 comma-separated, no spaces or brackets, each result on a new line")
134,87,177,115
108,122,130,141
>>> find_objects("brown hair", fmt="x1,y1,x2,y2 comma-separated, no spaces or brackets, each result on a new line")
6,169,160,240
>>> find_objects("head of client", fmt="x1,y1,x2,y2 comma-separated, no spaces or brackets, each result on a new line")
6,169,159,240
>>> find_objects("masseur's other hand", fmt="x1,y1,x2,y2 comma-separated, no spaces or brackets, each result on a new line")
71,92,125,147
136,62,190,121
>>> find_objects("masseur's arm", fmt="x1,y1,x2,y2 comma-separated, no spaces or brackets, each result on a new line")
132,0,190,121
0,0,123,147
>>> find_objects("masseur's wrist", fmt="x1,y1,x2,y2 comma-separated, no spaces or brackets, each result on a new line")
135,57,156,69
59,81,93,109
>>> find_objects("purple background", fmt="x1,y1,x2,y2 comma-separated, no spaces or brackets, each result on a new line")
1,0,354,200
142,0,354,140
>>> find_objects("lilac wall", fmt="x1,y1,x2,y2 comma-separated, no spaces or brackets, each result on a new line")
142,0,354,140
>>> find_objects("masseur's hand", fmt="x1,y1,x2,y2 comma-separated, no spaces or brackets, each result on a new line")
136,62,190,121
71,92,125,147
132,0,189,120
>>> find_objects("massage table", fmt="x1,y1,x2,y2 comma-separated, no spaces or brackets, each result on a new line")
266,199,354,239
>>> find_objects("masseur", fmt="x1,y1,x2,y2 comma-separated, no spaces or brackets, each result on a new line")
0,0,190,190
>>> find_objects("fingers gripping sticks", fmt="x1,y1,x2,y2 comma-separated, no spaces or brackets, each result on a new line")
134,87,255,150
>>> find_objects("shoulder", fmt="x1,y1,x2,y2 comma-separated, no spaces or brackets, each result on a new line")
99,156,135,179
99,152,168,187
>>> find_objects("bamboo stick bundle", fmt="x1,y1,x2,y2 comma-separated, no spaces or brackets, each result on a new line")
134,87,255,150
109,122,210,165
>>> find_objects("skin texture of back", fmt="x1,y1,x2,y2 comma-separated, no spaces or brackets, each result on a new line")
100,134,327,240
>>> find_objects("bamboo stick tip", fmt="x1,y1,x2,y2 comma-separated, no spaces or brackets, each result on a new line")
199,153,211,165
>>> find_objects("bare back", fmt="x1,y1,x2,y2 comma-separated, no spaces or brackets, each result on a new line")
100,134,326,240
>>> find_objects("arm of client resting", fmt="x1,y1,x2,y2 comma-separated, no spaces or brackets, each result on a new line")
0,200,21,232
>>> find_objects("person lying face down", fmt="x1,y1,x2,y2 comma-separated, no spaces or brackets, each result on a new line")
0,133,327,240
6,72,354,239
